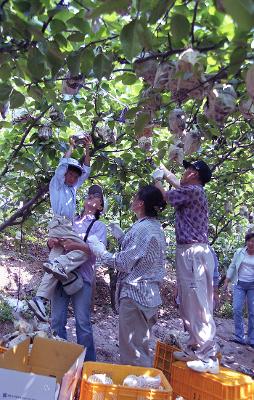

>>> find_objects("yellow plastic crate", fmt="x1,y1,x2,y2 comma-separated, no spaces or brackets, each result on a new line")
79,361,172,400
153,341,179,383
171,361,254,400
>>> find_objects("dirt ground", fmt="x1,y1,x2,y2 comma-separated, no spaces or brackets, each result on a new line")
0,236,254,378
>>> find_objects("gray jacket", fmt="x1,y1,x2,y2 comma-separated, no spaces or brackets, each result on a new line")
226,247,247,284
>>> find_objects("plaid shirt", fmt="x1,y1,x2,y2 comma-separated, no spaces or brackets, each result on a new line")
101,217,166,307
166,184,209,245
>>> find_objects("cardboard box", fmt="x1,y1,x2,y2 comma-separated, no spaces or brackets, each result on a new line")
0,337,85,400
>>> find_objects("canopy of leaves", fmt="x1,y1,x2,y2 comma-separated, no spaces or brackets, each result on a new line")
0,0,253,257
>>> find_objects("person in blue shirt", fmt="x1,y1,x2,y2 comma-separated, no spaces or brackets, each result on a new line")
28,136,92,321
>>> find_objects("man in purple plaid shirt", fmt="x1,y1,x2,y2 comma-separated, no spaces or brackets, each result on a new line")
153,160,219,374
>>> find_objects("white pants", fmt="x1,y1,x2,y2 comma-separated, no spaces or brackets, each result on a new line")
176,243,217,360
36,216,88,300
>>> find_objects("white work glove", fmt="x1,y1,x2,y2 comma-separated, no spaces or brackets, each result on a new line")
87,235,107,257
110,223,124,240
151,168,164,181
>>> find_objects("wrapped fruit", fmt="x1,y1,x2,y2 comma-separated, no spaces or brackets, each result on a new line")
49,107,64,122
224,201,233,213
168,109,186,135
210,84,237,113
183,128,201,155
169,144,184,164
12,108,33,124
87,374,113,384
178,49,204,74
0,101,9,119
138,136,152,151
142,125,154,137
246,65,254,99
239,205,249,217
95,125,116,143
139,88,161,112
38,125,52,140
123,374,161,389
239,97,254,120
62,72,84,96
205,84,237,125
153,62,174,90
133,57,158,85
70,131,91,146
168,64,206,102
235,224,243,234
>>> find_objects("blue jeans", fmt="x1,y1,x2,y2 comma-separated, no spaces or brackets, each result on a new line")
233,282,254,345
51,281,96,361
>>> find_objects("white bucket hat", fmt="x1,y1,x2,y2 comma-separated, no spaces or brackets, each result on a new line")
67,158,83,173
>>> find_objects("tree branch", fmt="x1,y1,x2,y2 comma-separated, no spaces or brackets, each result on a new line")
0,183,49,232
191,0,199,45
0,105,51,179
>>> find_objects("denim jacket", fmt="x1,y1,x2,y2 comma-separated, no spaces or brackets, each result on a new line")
226,247,247,284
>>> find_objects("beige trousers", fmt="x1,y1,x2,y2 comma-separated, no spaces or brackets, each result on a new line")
176,243,217,360
36,216,88,300
119,297,158,367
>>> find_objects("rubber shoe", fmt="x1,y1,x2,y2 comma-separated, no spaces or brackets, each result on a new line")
173,351,196,362
43,261,68,281
187,358,219,374
27,297,48,322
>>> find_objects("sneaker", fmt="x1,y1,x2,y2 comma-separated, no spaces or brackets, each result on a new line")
173,350,196,361
27,297,48,322
43,261,68,281
187,358,219,374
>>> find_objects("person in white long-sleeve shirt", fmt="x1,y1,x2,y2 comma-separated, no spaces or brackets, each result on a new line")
28,136,91,321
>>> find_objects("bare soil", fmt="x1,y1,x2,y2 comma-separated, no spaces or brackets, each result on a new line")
0,235,254,378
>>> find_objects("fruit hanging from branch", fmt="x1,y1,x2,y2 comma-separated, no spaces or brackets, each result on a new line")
168,108,186,136
12,108,34,125
183,126,202,155
133,56,158,86
239,98,254,120
38,125,53,140
204,84,237,126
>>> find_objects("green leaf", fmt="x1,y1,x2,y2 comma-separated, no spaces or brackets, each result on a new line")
45,42,65,77
229,47,247,75
67,114,84,129
50,19,67,34
121,73,138,85
134,112,150,135
10,90,25,108
80,48,94,75
120,20,144,60
67,16,90,34
0,64,12,80
27,48,47,80
170,13,190,41
67,52,81,76
68,32,85,42
0,84,12,102
89,0,130,18
93,53,113,81
149,0,175,24
27,86,43,101
223,0,254,30
125,107,140,119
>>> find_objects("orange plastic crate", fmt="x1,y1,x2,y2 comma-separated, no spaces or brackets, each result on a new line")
0,346,7,354
153,341,179,383
171,361,254,400
79,361,172,400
